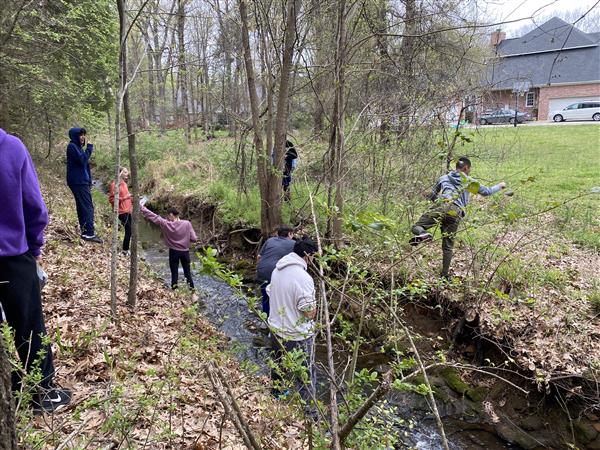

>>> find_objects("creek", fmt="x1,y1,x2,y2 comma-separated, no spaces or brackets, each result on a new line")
137,218,520,449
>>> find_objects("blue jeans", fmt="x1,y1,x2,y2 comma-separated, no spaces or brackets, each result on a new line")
270,334,316,415
69,184,95,236
260,282,269,316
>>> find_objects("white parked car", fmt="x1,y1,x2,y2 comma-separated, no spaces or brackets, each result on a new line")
552,101,600,122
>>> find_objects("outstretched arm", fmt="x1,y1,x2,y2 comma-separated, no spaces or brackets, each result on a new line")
140,205,168,227
478,181,506,196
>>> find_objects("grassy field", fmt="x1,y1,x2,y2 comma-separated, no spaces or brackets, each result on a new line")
93,123,599,246
463,124,600,248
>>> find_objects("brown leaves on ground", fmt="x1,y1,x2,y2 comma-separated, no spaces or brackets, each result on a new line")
415,219,600,389
27,179,304,449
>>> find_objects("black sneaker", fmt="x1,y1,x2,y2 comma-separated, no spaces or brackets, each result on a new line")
81,234,103,244
409,232,433,246
33,387,72,413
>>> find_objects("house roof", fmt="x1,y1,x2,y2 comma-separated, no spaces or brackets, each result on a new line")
486,17,600,90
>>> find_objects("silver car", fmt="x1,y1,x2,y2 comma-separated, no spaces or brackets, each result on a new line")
552,101,600,122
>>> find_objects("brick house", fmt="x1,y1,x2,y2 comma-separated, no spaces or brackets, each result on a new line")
483,17,600,120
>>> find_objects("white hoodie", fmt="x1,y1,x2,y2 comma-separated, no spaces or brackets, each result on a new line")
267,252,316,341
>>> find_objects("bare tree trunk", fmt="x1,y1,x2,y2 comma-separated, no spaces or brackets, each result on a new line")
146,27,156,126
177,0,191,143
193,13,210,135
190,72,198,141
271,0,300,228
131,37,146,128
114,0,146,312
125,65,139,308
0,338,17,450
306,190,341,450
111,0,127,321
398,0,417,133
311,0,326,136
327,0,349,248
239,0,275,236
151,3,167,133
154,1,177,134
257,15,274,176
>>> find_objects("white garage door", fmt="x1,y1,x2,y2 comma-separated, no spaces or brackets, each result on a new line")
548,96,600,119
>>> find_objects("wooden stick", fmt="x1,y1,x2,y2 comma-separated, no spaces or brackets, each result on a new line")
212,363,262,450
204,364,262,450
338,371,392,442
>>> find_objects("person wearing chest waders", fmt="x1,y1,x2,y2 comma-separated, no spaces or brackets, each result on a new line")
66,127,102,243
140,201,198,291
409,156,507,280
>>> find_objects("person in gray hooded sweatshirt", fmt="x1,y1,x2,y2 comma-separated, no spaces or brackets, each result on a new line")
267,237,318,410
410,157,506,279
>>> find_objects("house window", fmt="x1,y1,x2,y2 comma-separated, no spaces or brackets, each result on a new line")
526,91,535,107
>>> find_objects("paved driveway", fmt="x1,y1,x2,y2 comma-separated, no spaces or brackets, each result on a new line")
465,120,600,129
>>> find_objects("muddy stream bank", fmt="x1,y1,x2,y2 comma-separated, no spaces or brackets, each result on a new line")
137,218,523,449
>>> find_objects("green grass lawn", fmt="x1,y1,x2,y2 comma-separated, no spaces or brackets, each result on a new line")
94,123,599,246
463,124,600,248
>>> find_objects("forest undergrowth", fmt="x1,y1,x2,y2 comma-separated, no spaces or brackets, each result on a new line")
18,171,304,449
95,124,600,404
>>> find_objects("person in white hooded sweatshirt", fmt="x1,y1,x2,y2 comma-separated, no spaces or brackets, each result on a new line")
267,237,318,411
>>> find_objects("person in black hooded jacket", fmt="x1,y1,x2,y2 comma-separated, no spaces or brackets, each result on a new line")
66,127,102,243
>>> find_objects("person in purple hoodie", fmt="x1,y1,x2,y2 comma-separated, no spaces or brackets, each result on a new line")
0,128,71,412
66,127,102,243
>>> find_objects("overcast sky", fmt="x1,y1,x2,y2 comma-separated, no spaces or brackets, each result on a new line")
481,0,599,33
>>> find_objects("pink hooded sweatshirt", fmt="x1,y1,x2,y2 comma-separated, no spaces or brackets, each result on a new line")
140,205,197,251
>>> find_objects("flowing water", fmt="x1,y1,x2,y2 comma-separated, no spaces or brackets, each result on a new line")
137,219,519,449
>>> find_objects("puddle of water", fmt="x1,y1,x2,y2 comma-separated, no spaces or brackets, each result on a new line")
137,219,519,449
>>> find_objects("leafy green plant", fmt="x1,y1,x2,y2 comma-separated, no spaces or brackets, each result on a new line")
587,290,600,314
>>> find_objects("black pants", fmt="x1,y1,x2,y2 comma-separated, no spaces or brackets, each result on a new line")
69,184,95,236
168,249,194,290
0,253,55,391
412,202,462,277
119,213,132,251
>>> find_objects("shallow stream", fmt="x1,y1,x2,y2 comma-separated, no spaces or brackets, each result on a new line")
138,219,519,449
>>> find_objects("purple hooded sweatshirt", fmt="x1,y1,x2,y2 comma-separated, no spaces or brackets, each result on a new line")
0,128,48,257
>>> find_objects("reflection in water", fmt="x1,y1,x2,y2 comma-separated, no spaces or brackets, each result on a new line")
138,219,517,449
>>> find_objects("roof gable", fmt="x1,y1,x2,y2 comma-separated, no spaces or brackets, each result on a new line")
498,17,597,56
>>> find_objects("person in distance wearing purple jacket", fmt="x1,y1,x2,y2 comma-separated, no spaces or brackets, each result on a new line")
0,128,71,413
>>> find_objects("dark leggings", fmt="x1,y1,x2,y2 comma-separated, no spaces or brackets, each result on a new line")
118,213,132,251
168,249,194,290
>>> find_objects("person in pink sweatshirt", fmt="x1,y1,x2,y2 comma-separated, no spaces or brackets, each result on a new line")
140,203,197,290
